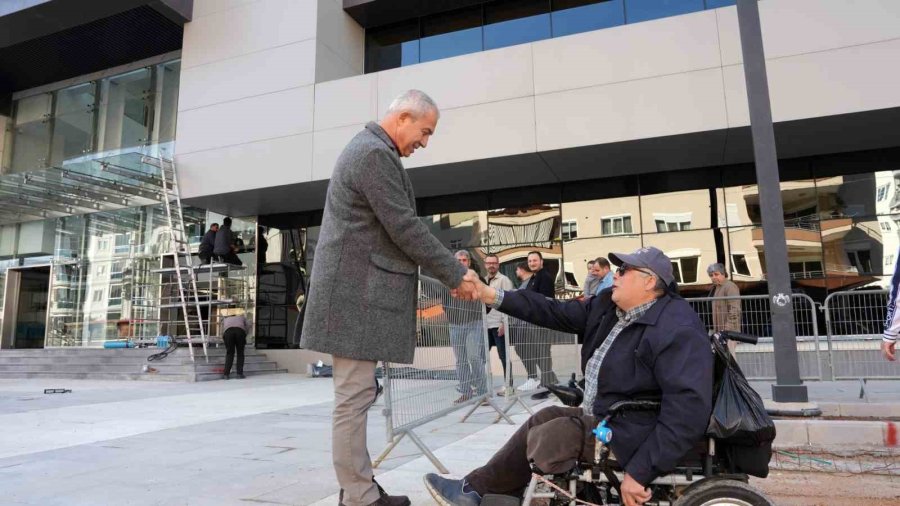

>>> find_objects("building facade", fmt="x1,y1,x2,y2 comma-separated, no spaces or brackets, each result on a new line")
1,0,899,348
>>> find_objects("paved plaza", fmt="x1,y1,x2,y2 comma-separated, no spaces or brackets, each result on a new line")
0,375,897,506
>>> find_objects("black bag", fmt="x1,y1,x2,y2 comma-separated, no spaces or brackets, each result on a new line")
707,341,776,478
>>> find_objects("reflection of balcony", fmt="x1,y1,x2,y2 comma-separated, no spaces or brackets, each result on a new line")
752,227,821,249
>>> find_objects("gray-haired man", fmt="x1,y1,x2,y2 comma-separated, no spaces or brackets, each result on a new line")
300,90,479,506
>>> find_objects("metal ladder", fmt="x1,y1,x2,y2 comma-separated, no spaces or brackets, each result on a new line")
147,154,209,363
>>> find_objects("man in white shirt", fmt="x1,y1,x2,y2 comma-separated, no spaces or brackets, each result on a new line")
483,255,514,391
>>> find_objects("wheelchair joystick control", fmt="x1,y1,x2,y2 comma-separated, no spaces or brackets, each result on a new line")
593,420,612,444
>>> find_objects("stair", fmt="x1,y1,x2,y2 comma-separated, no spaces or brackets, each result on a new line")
0,348,287,382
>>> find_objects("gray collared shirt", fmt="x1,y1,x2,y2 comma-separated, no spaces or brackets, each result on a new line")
581,299,657,414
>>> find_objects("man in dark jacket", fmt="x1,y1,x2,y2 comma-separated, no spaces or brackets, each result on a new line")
425,246,713,506
517,251,558,399
213,217,242,266
198,223,218,265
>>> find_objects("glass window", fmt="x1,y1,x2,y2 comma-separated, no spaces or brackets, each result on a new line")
642,189,710,232
562,220,578,241
704,0,735,8
601,215,633,236
50,82,97,167
624,0,705,23
421,7,483,63
731,253,752,276
10,93,52,172
562,194,641,240
98,68,152,153
484,0,551,51
552,0,625,37
365,20,420,73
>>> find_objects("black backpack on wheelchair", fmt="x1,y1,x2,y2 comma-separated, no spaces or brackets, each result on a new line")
500,330,775,506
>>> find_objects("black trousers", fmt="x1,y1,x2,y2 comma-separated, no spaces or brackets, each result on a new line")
223,327,247,375
487,327,509,381
214,251,243,266
199,251,212,265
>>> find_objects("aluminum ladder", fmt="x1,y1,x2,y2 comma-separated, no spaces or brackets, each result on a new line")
146,155,209,363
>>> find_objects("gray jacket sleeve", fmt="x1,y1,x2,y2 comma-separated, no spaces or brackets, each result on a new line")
355,150,466,288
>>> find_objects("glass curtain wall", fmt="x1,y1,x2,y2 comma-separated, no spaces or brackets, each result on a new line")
364,0,737,73
0,204,256,347
3,59,181,174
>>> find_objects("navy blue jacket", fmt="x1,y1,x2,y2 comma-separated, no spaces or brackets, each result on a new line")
498,288,712,486
525,268,555,298
199,229,216,255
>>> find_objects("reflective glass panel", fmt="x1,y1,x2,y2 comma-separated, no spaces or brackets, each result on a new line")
484,0,550,50
561,236,641,295
624,0,705,23
153,60,181,150
50,82,96,167
552,0,625,37
365,20,420,73
10,93,52,172
421,7,483,63
98,68,152,152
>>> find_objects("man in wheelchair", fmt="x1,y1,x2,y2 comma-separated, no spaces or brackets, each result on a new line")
425,247,713,506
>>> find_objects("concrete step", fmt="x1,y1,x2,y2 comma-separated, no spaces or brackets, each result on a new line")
0,348,284,382
0,367,288,382
0,361,281,374
0,371,193,381
195,369,289,382
0,354,271,366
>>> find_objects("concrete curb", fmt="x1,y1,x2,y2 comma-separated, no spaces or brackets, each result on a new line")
818,402,900,419
774,419,899,447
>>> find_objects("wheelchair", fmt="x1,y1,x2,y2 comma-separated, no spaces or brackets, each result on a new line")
484,330,774,506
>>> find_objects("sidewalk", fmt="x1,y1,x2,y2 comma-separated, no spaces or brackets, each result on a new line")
0,376,896,505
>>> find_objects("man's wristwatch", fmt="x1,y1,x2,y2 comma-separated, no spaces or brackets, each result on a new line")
491,288,505,309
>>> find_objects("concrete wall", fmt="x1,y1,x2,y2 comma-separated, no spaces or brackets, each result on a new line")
175,0,363,199
176,0,900,201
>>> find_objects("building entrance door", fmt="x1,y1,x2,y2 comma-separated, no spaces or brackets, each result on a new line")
1,266,51,349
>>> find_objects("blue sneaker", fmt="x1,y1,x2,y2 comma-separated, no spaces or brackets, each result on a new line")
424,474,482,506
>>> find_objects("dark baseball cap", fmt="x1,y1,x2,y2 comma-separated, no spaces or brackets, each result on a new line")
608,246,675,286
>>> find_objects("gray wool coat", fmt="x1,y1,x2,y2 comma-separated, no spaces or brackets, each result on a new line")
300,122,466,364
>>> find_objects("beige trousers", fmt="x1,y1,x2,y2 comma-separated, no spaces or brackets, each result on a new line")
332,356,380,506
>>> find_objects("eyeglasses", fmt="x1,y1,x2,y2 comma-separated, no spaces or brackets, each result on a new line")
616,264,653,277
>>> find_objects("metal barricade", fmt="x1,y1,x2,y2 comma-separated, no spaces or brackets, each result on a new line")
824,290,898,380
373,276,512,474
497,315,581,419
685,294,823,381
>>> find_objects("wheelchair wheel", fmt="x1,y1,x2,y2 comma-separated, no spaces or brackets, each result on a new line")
673,479,774,506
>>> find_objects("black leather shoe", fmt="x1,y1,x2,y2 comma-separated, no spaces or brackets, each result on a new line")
545,384,584,407
530,390,551,401
237,373,246,379
339,480,410,506
223,373,230,380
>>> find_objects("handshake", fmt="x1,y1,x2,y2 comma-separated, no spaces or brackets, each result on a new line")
450,269,496,303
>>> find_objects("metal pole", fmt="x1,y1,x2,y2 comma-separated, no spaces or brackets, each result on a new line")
736,0,808,402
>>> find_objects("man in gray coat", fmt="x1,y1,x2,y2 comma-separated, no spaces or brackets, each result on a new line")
300,90,478,506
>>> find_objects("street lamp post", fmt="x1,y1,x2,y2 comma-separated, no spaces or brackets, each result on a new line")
735,0,809,403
